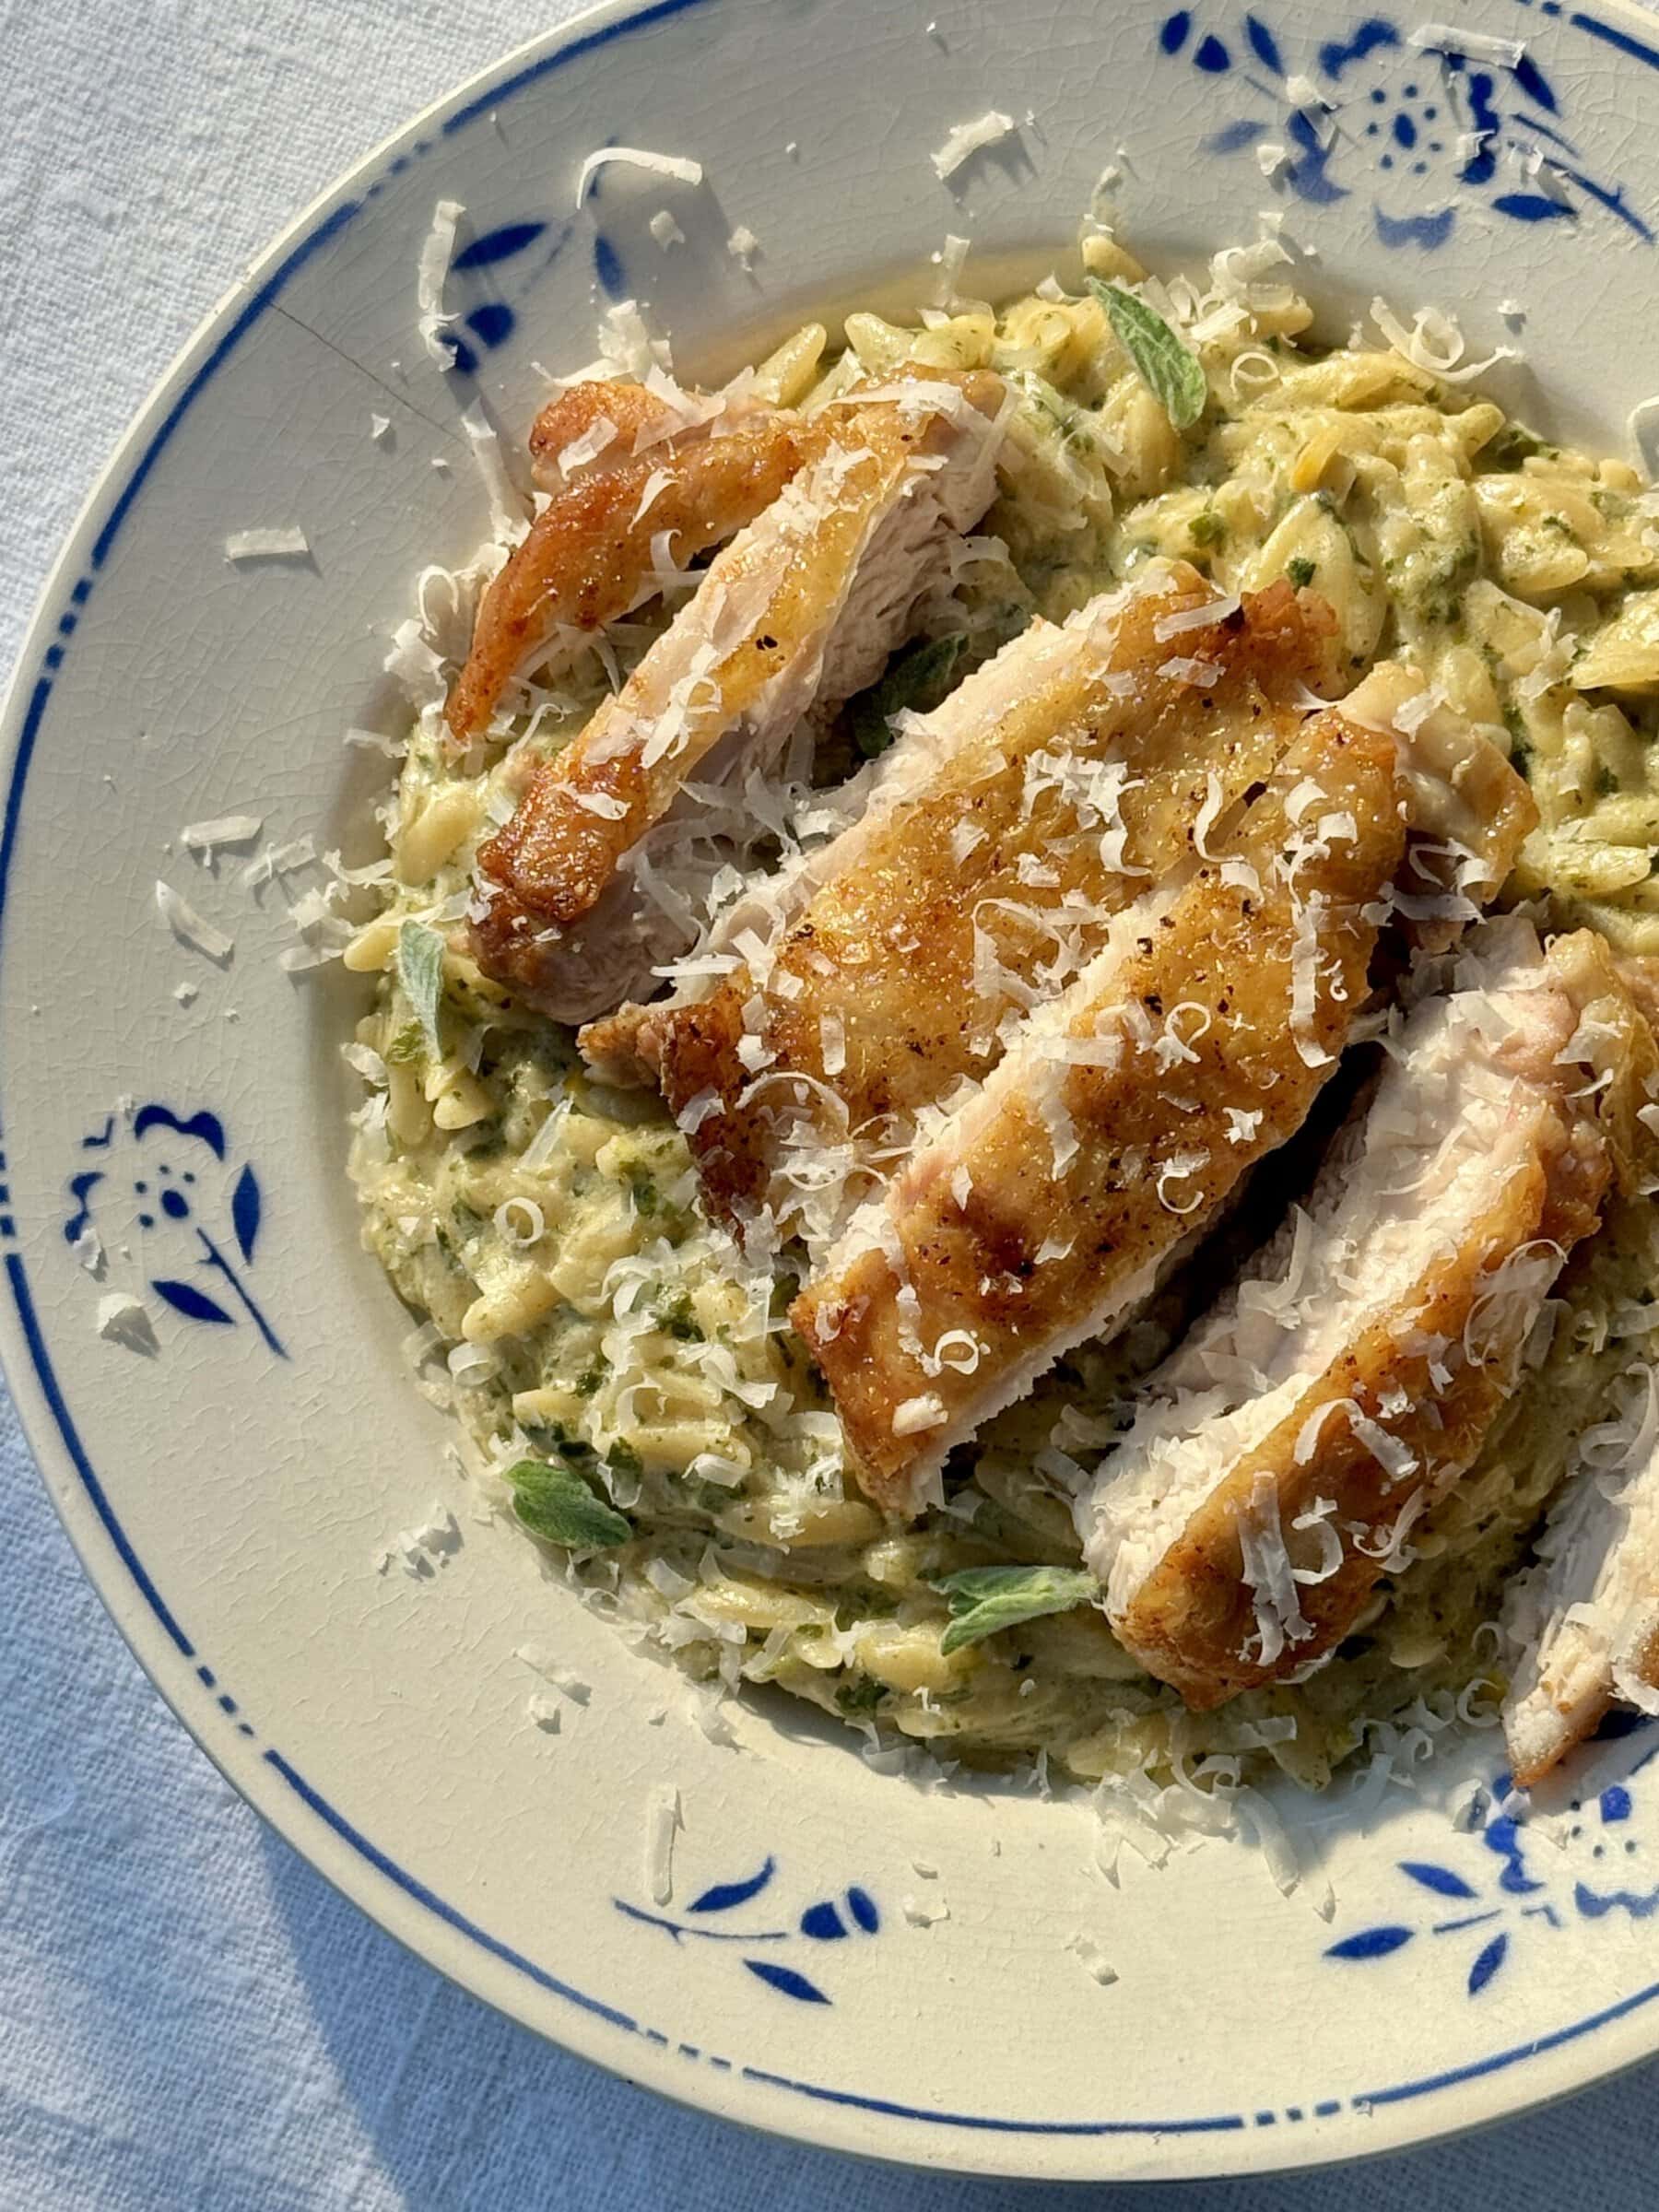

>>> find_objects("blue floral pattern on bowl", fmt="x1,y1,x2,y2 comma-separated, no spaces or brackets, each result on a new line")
65,1102,285,1357
615,1854,881,2005
1159,10,1652,247
1326,1724,1659,1995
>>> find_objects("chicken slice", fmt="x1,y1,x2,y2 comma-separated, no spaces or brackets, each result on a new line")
1081,921,1650,1711
576,603,1098,1084
602,565,1339,1252
471,366,1008,1020
1501,1358,1659,1785
792,707,1406,1515
447,384,807,746
525,380,682,491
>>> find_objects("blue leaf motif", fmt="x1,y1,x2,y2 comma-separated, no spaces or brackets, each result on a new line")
230,1164,261,1265
688,1857,776,1913
1244,13,1284,74
1325,1924,1414,1961
800,1901,846,1941
594,235,627,298
1159,11,1191,56
1206,121,1267,155
1512,53,1559,114
1467,1933,1509,1994
452,221,547,270
465,302,515,351
1194,31,1231,72
1491,193,1575,225
151,1278,234,1327
847,1886,879,1934
1397,1861,1478,1900
744,1958,830,2005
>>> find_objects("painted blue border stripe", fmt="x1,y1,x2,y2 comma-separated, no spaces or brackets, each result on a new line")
90,198,360,571
1358,1973,1659,2108
5,1253,194,1656
1570,8,1659,67
735,2065,1244,2136
263,1750,639,2034
443,0,710,135
0,680,51,971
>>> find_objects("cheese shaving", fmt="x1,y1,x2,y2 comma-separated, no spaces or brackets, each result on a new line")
931,111,1018,180
223,527,310,563
1408,24,1525,65
155,880,233,964
416,198,465,368
182,815,263,856
575,147,704,206
97,1292,156,1353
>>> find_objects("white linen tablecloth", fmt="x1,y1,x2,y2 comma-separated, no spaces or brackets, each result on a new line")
4,6,1659,2206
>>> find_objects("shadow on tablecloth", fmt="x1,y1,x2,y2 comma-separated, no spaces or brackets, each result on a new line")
260,1818,1659,2212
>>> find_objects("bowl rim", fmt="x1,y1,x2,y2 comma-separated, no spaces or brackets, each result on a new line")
7,0,1659,2178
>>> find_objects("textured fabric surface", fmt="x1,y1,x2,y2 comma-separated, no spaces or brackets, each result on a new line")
4,5,1659,2206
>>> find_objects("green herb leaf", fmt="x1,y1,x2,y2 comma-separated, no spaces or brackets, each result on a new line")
933,1563,1099,1655
834,1674,886,1716
847,633,964,759
396,920,447,1060
1287,556,1317,589
1188,508,1226,550
1481,421,1547,472
1089,280,1207,431
504,1458,630,1550
383,1018,426,1065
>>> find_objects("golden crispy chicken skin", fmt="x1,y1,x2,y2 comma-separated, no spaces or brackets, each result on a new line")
524,381,680,491
792,708,1406,1513
447,394,806,746
625,570,1338,1243
470,366,1006,1020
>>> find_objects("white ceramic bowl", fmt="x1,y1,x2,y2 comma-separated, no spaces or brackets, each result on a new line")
7,0,1659,2180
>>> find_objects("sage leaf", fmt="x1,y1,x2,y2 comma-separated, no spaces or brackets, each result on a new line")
934,1562,1099,1655
848,633,964,759
505,1458,631,1550
396,919,447,1059
1089,279,1208,431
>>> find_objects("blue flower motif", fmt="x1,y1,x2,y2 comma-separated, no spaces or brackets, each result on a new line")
66,1102,285,1358
1159,9,1653,250
1324,1734,1659,1999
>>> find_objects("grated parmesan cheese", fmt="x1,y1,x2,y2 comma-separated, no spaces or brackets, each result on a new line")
224,527,310,563
931,110,1018,180
1066,1934,1120,1985
417,198,465,368
182,815,263,857
155,880,233,964
575,147,704,206
892,1394,947,1437
97,1292,156,1353
1408,23,1525,65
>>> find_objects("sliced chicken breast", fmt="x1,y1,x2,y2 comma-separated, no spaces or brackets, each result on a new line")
599,566,1339,1252
792,707,1406,1515
471,366,1008,1020
447,385,807,747
1081,922,1651,1711
1501,1359,1659,1785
